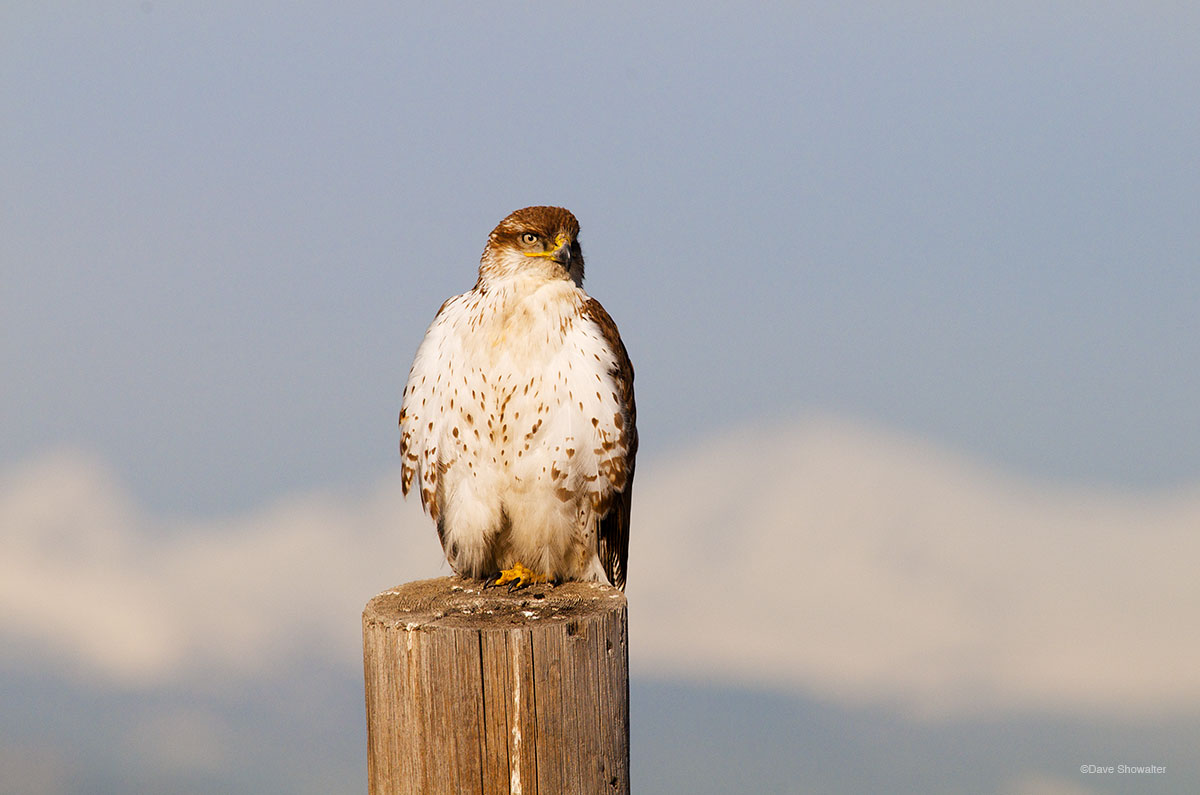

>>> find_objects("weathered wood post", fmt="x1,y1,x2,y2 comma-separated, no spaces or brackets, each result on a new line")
362,576,629,794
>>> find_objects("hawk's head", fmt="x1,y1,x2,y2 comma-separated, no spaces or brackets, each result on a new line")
480,206,585,287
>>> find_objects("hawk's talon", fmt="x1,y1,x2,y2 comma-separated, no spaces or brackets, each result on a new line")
491,561,546,591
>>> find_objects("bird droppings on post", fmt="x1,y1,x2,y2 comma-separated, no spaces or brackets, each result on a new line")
367,576,620,632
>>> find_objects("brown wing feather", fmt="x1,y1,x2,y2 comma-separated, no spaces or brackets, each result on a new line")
582,296,637,590
398,296,457,535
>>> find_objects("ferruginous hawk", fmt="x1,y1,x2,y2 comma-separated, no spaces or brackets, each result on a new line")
398,206,637,589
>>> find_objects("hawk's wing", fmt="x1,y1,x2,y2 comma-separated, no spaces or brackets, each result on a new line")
398,294,468,537
580,297,637,590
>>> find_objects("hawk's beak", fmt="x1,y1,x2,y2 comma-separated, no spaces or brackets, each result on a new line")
549,240,572,267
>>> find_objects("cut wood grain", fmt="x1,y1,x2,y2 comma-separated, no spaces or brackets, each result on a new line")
362,577,629,795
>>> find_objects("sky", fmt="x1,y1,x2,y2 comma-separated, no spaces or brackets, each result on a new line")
2,2,1199,793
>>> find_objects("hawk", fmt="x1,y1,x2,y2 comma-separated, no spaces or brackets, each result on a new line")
398,206,637,589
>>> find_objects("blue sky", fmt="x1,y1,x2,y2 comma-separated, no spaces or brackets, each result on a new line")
5,1,1199,514
3,2,1199,793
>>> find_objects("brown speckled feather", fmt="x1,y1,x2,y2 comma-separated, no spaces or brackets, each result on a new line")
581,296,637,589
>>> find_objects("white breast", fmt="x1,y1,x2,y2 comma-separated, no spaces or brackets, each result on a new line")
400,275,625,583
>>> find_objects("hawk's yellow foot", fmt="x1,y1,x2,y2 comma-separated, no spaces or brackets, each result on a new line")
491,561,546,591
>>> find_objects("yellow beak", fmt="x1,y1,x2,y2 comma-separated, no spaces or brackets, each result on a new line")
548,238,572,267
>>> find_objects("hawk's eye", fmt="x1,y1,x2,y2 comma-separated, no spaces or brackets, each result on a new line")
520,232,539,246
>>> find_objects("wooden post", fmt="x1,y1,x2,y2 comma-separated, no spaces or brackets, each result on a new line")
362,576,629,795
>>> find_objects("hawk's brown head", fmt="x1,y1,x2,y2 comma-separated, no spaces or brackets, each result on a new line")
480,206,585,286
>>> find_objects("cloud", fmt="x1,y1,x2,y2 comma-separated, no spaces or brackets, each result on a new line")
3,416,1199,719
627,415,1200,718
0,448,445,686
